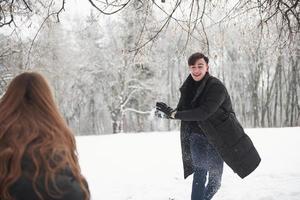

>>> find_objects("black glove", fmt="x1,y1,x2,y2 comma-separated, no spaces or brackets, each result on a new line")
156,102,176,118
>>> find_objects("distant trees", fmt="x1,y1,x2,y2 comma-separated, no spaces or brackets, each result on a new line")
0,63,12,96
1,1,299,47
0,0,299,134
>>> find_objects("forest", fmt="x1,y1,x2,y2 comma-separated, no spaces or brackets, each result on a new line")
0,0,299,134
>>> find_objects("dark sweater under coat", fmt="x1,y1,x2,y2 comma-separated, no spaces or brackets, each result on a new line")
175,73,261,179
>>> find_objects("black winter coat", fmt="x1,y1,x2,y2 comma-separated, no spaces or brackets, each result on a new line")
8,157,88,200
175,73,261,179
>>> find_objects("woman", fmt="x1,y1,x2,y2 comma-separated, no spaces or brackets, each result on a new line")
0,72,90,200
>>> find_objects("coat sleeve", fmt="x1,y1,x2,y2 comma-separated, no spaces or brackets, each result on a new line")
175,83,226,121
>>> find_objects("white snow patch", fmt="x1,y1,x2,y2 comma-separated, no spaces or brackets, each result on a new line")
76,127,300,200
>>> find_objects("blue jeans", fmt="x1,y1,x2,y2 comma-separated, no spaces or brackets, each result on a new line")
190,133,224,200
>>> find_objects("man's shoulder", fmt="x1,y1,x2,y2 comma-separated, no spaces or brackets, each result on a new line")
207,75,225,87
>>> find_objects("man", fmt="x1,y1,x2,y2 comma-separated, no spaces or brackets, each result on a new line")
156,52,261,200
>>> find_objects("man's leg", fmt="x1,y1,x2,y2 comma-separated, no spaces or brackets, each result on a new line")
203,166,223,200
190,133,209,200
192,168,207,200
204,144,224,200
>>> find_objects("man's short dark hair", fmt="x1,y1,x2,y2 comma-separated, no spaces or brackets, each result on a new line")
188,52,209,65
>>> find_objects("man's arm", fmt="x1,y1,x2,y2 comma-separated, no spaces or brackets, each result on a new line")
175,83,226,121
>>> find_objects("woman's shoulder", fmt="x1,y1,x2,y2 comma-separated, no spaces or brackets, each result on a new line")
11,168,86,200
55,173,87,200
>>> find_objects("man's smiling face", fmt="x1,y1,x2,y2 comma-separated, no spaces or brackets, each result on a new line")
189,58,209,81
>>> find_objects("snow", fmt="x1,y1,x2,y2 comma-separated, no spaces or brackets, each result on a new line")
76,127,300,200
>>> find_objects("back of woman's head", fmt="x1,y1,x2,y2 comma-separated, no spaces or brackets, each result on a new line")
0,72,89,200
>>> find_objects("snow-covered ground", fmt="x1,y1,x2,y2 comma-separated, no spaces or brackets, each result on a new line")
77,127,300,200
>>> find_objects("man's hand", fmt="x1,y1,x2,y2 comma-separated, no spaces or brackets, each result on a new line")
156,102,176,119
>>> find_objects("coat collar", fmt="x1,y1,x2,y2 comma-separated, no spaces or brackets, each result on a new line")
180,72,211,106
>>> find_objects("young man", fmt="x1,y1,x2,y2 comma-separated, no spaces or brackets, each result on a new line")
156,52,261,200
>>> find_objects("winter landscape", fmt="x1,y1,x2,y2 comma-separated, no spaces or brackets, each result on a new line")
78,127,300,200
1,0,299,135
1,1,299,200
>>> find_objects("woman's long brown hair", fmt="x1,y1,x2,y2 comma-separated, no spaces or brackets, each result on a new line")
0,72,90,200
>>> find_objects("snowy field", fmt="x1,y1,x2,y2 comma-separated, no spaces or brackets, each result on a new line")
76,127,300,200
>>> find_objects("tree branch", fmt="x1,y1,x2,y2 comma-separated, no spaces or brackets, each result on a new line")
22,0,33,12
88,0,131,15
129,0,182,52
